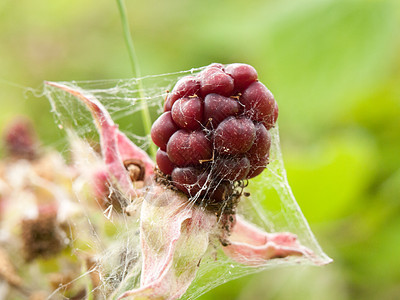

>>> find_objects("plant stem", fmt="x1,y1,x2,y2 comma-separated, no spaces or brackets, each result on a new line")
116,0,156,158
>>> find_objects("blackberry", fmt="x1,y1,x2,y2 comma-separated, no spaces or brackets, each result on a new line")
151,63,278,204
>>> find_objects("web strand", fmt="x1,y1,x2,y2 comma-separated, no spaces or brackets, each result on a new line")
41,68,331,299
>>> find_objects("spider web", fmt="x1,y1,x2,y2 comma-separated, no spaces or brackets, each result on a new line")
41,67,332,299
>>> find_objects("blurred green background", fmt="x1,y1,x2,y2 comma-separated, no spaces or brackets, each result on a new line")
1,0,399,299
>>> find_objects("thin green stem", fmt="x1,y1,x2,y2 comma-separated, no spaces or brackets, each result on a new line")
116,0,156,158
116,0,140,78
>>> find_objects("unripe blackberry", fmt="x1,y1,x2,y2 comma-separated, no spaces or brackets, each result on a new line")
164,76,200,111
171,167,208,197
199,67,234,97
171,96,203,130
204,94,240,128
213,156,250,181
247,123,271,160
166,130,212,167
214,117,256,155
151,112,179,151
151,63,278,206
156,149,175,175
241,81,276,127
247,155,269,179
225,63,258,91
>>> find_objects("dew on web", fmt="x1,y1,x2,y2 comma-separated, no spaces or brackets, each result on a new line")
40,65,332,299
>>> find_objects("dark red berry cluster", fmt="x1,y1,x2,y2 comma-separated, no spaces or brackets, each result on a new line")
151,63,278,203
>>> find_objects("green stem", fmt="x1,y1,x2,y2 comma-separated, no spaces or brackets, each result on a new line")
116,0,156,158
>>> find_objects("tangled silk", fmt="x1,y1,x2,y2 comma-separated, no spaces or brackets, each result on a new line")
44,76,331,299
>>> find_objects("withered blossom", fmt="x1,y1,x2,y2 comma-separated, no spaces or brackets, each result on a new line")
0,118,91,299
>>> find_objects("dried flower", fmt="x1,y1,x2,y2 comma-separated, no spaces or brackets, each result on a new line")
0,117,87,298
2,117,39,160
21,205,65,262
